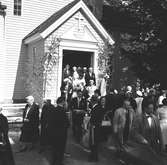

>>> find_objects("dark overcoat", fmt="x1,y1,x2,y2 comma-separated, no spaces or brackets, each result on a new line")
85,72,96,86
20,103,39,143
0,114,15,165
47,106,69,162
131,113,162,152
47,105,69,146
90,104,105,144
40,103,54,145
70,97,87,124
123,114,165,165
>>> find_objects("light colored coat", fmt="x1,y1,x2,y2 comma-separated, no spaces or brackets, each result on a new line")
113,107,134,144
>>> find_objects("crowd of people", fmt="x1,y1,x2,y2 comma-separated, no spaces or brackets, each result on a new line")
0,64,167,165
61,64,109,102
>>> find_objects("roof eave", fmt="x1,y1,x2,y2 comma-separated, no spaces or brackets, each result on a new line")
24,33,42,44
80,1,114,44
25,0,115,45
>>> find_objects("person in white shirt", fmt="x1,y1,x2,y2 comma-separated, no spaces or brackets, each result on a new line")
135,90,144,116
157,98,167,151
72,66,79,88
100,73,109,97
158,90,166,107
72,66,79,80
87,80,97,98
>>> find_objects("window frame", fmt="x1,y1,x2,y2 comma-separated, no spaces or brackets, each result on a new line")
13,0,22,16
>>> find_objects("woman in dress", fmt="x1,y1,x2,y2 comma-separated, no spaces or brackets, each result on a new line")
157,98,167,151
0,105,15,165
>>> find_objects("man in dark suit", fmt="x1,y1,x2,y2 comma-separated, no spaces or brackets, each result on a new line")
127,97,165,165
19,95,40,151
39,99,54,153
47,97,69,165
89,96,104,162
131,97,162,152
70,90,87,142
85,67,96,86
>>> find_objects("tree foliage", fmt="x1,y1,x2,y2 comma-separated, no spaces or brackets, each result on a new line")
103,0,167,87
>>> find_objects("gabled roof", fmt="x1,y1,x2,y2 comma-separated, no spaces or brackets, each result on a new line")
24,0,114,45
24,0,80,41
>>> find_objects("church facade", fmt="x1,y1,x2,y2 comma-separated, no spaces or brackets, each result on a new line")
0,0,114,103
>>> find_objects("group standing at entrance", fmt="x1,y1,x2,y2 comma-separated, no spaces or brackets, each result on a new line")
61,64,100,102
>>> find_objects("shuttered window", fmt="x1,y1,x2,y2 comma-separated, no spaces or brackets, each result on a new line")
14,0,22,16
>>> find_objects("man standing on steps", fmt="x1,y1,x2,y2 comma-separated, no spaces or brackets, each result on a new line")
85,67,96,86
70,90,87,143
47,97,69,165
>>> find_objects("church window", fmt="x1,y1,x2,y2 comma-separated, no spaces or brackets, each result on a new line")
14,0,22,16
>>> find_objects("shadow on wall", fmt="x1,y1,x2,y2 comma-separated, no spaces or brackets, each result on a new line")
13,42,28,103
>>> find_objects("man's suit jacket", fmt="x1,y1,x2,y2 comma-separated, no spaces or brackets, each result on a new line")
23,103,39,129
89,104,104,144
20,103,40,143
85,72,96,86
130,113,162,152
41,103,54,127
90,104,104,127
47,105,69,146
70,97,87,111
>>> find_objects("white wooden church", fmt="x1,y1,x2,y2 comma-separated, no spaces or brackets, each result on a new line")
0,0,114,104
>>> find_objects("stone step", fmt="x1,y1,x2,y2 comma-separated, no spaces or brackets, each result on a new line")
2,103,26,108
1,103,25,123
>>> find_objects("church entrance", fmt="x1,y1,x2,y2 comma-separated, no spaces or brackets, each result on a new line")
62,49,94,72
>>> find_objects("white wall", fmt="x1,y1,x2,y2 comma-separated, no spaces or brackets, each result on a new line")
1,0,74,102
0,15,6,102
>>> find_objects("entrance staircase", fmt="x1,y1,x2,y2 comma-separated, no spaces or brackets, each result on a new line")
2,103,26,124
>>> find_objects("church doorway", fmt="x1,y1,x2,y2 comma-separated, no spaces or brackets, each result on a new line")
62,49,94,72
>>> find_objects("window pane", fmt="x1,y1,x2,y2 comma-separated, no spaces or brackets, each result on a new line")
18,6,21,10
14,10,17,15
18,10,21,16
18,1,21,5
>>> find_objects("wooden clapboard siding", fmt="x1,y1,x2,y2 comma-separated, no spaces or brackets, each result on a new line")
0,16,5,101
1,0,73,101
